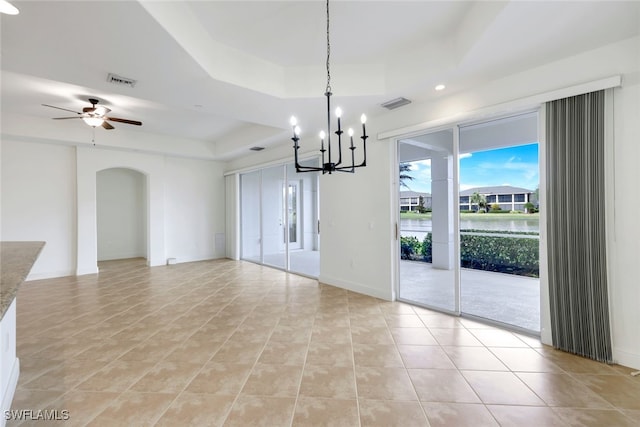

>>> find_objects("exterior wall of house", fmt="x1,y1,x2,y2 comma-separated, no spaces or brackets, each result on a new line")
399,193,432,211
459,192,531,212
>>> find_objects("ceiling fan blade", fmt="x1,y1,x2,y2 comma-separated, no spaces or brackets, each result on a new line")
53,117,83,120
42,104,81,114
102,121,115,130
105,117,142,126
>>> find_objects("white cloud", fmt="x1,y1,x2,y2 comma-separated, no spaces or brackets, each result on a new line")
459,153,472,159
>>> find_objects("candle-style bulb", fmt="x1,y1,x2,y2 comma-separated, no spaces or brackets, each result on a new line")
348,128,354,137
360,114,367,124
294,126,301,136
290,116,297,127
319,130,326,140
335,107,342,118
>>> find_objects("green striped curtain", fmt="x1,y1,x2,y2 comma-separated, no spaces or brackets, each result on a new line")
546,90,612,363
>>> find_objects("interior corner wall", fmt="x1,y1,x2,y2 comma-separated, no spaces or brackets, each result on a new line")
0,139,76,279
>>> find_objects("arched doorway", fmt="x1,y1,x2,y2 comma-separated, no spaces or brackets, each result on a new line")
96,168,147,261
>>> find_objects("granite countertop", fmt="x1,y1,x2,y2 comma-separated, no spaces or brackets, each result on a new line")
0,241,45,320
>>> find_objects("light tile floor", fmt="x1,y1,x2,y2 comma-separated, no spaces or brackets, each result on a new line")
7,258,640,426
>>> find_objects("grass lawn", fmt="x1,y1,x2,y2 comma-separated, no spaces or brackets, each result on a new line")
400,211,539,221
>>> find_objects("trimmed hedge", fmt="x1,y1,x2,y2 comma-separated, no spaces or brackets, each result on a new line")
400,233,539,277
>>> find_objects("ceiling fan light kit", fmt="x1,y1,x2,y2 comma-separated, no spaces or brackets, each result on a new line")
43,98,142,130
82,117,104,127
290,0,368,175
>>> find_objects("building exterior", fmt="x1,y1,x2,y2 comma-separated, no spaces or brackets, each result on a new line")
459,185,534,212
399,191,432,212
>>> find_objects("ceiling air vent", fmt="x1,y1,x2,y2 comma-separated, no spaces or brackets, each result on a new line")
381,97,411,110
107,73,137,88
250,146,265,151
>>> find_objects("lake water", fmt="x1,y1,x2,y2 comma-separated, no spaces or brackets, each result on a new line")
401,217,539,240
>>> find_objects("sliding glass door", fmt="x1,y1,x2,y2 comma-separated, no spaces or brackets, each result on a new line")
261,165,287,269
459,113,540,332
398,112,541,333
398,128,457,313
240,159,320,278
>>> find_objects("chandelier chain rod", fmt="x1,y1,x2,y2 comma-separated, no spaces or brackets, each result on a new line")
325,0,331,94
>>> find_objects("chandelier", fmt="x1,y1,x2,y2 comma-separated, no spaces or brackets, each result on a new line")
290,0,368,174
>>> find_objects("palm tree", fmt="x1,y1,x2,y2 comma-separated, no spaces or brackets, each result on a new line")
470,192,487,212
399,163,414,189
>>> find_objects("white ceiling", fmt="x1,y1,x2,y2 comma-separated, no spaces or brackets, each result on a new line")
1,1,639,160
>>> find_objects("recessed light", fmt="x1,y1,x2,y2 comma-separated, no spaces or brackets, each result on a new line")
435,84,446,91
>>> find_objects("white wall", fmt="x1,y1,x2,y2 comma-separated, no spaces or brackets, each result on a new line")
97,168,147,261
608,81,640,369
164,156,226,263
0,139,76,279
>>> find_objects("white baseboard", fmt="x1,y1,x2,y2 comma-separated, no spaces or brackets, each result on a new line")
26,270,75,281
1,357,19,427
157,254,221,266
76,266,99,276
613,348,640,371
319,275,393,301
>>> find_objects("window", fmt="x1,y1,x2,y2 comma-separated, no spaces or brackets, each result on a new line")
460,196,469,204
498,194,512,202
514,193,525,202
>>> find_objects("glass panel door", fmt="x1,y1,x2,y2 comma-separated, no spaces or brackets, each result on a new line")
239,159,320,278
287,181,301,250
261,165,286,269
240,170,261,264
398,128,457,312
459,112,540,332
287,159,320,278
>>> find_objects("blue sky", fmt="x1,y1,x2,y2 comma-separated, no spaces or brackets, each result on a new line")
404,143,539,193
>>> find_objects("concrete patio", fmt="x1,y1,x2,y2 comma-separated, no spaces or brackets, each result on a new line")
399,260,540,332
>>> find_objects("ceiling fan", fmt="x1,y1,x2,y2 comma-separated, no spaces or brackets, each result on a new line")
42,98,142,129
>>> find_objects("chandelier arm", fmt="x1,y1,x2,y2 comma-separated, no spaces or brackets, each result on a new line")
356,135,368,167
297,166,323,172
333,166,356,173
